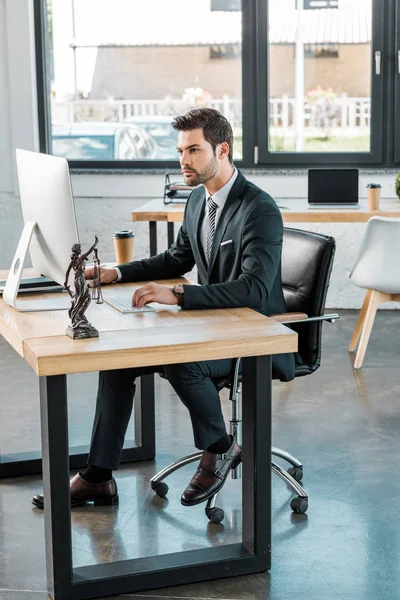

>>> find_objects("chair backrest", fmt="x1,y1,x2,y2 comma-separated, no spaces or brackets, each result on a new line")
282,228,336,376
349,216,400,294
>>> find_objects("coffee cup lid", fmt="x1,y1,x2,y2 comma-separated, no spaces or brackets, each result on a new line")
366,183,381,188
113,230,134,238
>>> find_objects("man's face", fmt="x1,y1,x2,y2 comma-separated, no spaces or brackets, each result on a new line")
177,128,220,186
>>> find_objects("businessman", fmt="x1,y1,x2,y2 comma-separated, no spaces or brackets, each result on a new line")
33,108,295,509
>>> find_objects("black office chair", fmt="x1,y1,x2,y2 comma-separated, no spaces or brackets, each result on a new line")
151,228,338,523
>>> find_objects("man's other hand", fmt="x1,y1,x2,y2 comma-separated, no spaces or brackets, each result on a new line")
85,266,118,286
132,282,178,308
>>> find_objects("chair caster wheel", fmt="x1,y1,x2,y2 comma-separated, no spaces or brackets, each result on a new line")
152,482,169,498
205,507,224,524
287,466,303,482
290,496,308,514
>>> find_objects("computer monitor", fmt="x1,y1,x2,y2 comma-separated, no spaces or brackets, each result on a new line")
308,168,359,208
3,149,79,311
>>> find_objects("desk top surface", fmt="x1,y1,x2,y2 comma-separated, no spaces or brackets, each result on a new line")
0,271,297,377
132,197,400,223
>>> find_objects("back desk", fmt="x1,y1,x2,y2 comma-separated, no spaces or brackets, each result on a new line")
132,197,400,256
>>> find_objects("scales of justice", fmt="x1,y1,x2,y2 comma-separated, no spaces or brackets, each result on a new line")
64,235,104,339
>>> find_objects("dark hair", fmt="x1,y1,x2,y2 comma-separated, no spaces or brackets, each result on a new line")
172,108,234,164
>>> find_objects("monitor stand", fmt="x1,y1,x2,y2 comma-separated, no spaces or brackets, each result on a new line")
2,221,70,312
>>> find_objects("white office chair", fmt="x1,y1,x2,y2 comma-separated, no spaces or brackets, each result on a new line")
348,217,400,369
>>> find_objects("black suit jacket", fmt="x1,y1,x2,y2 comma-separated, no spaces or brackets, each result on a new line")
119,170,295,382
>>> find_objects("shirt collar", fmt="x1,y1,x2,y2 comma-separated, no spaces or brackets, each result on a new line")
204,168,238,209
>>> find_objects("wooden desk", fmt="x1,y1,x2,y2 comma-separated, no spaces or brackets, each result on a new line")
132,197,400,256
0,268,156,478
0,275,297,600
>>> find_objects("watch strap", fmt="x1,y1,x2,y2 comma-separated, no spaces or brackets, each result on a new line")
172,284,185,307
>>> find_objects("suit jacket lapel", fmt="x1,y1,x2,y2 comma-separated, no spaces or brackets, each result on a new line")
207,171,246,277
196,200,207,271
189,187,207,272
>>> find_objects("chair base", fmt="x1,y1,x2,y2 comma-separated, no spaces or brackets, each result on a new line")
150,354,309,522
150,446,308,521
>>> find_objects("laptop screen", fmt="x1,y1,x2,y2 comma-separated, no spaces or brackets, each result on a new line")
308,169,359,205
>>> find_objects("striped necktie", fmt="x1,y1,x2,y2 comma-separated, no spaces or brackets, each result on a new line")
206,196,218,262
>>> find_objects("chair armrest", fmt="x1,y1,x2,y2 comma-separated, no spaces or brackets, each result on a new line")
228,311,340,390
271,312,340,325
270,312,308,323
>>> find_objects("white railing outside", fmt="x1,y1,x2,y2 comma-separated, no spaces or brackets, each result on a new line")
269,93,370,129
52,94,371,132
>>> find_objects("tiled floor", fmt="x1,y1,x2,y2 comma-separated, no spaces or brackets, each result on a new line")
0,310,399,600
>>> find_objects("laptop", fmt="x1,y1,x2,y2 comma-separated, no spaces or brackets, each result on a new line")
308,169,360,208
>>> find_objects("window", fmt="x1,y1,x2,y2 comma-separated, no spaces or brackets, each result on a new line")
36,0,398,168
37,0,243,167
263,0,382,162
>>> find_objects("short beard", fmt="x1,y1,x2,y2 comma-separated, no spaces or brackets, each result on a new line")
183,154,219,186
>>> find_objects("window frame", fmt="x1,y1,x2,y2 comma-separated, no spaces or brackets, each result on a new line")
394,0,400,164
35,0,396,170
34,0,251,170
256,0,385,167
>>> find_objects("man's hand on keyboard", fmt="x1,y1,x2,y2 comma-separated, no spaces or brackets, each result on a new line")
132,282,178,308
85,266,118,286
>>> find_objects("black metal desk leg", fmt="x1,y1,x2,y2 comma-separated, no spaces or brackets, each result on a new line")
149,222,157,256
0,370,155,478
241,355,272,569
167,222,175,248
133,373,155,454
39,374,74,600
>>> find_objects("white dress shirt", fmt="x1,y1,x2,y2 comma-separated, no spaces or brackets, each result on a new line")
200,167,238,262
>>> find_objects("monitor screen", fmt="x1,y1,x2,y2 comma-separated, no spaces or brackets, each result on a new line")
3,150,81,311
308,169,359,205
16,149,79,287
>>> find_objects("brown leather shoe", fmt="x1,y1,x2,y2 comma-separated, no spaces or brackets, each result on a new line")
32,473,118,509
181,437,242,506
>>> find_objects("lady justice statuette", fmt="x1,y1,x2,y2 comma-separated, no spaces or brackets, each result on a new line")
64,236,103,339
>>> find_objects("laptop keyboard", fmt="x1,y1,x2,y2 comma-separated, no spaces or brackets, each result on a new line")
104,295,156,314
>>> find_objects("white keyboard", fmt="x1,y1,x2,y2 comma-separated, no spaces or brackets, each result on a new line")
104,295,156,314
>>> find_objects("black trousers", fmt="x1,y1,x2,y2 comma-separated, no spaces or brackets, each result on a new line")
87,359,235,470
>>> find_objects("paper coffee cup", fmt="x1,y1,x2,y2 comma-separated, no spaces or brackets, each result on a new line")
113,230,135,264
366,183,381,211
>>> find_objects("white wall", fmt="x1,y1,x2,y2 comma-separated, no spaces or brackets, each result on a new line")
0,1,399,308
0,0,39,268
0,0,12,193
